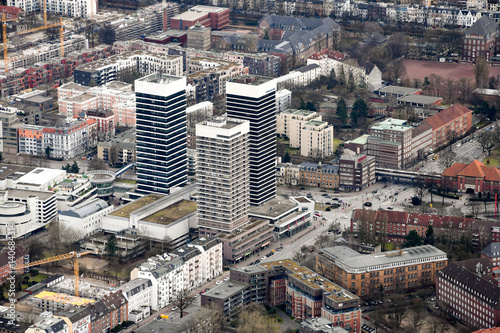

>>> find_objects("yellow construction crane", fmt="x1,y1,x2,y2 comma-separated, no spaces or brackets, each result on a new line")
15,250,98,297
2,0,65,73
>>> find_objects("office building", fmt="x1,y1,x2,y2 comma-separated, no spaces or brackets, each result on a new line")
135,74,188,195
226,75,277,206
338,150,376,190
196,116,250,236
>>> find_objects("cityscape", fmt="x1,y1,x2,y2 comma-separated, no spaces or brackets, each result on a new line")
1,0,500,332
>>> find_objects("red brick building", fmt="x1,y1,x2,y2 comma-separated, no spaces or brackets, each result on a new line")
424,104,473,149
89,291,128,333
442,159,500,193
170,5,229,30
436,258,500,330
0,6,23,20
351,209,500,250
462,16,498,63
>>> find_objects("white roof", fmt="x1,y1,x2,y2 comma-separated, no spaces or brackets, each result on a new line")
16,168,65,185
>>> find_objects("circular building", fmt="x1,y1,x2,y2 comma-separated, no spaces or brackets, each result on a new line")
84,170,116,198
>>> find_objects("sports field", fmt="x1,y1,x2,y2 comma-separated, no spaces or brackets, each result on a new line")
403,59,500,80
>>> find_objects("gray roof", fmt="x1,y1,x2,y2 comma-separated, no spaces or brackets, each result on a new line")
202,280,249,300
296,63,320,73
465,16,498,38
300,162,339,173
60,198,109,219
481,242,500,258
378,85,421,96
321,245,447,271
397,94,442,105
118,278,152,298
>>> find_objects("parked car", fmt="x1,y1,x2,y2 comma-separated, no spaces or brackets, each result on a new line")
387,206,393,210
261,256,267,260
341,215,347,219
224,277,230,282
364,202,372,207
216,281,222,285
172,306,178,311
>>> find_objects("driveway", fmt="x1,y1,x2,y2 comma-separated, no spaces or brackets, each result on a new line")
275,307,300,331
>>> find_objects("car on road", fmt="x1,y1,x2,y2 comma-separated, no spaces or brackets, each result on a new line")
327,231,332,236
261,256,267,260
322,217,328,221
205,288,210,292
363,315,371,320
332,197,338,201
267,252,274,257
372,190,378,194
172,306,178,311
224,277,230,282
194,294,200,298
364,202,372,207
387,206,393,210
314,213,321,217
216,281,222,285
322,193,329,197
341,215,347,219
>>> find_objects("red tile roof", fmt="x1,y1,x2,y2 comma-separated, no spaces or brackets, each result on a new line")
0,6,23,16
443,160,500,181
425,104,472,130
442,163,468,177
458,159,486,178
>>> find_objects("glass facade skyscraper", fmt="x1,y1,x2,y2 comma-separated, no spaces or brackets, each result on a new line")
135,73,187,194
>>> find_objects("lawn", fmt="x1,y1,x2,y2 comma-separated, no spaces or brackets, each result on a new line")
115,179,136,184
332,138,343,152
29,274,48,283
485,147,500,167
425,202,451,208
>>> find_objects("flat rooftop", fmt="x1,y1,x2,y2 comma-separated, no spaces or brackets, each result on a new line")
142,199,197,225
305,120,325,127
35,291,95,307
172,10,208,21
110,194,164,219
202,280,249,300
0,164,35,181
137,73,183,84
371,118,412,132
231,75,274,86
378,85,421,95
7,188,55,201
283,109,316,117
249,195,297,218
16,168,66,186
397,94,442,104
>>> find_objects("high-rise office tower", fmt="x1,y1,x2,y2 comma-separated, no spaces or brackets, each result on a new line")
135,73,187,194
196,116,250,236
226,75,277,206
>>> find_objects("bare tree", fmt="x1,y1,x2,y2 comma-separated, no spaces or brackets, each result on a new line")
108,144,119,166
475,56,489,89
439,151,457,168
172,288,194,318
388,295,407,330
88,158,108,171
478,132,497,155
237,304,281,333
410,301,426,333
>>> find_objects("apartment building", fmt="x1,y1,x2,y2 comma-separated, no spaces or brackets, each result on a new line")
85,110,115,141
0,108,20,153
88,291,128,333
425,104,473,149
170,5,230,30
7,0,96,17
299,162,339,189
316,245,447,297
187,24,211,50
276,89,291,113
301,120,335,159
97,128,136,165
351,209,500,250
277,109,321,148
0,245,28,283
481,242,500,266
18,119,97,160
462,16,498,62
436,258,500,330
338,151,376,190
131,237,222,310
74,51,183,87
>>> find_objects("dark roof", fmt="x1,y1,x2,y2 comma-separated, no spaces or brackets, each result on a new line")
465,16,498,38
68,307,92,324
364,32,387,44
295,63,320,73
482,242,500,258
437,261,500,308
0,317,29,332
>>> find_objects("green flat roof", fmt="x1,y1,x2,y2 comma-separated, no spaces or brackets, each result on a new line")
142,199,197,225
110,194,164,218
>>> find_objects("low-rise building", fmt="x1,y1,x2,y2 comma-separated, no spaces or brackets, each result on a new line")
59,198,114,239
117,278,152,322
316,245,448,297
442,159,500,193
97,128,136,166
300,162,339,189
424,104,473,149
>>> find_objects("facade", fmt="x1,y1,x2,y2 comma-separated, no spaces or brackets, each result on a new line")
170,5,230,30
276,89,291,113
226,75,277,206
7,0,96,17
299,162,339,189
424,104,473,149
0,245,28,282
0,109,20,153
135,74,188,195
97,128,136,166
436,258,500,330
316,245,448,297
196,117,250,236
351,209,499,250
85,109,115,141
117,278,153,319
276,109,320,148
481,242,500,266
338,151,376,190
186,101,214,128
367,118,413,169
187,24,211,50
59,198,114,239
462,16,498,62
301,120,335,159
89,291,129,333
442,159,500,193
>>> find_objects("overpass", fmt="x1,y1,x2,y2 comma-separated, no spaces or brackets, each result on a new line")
115,162,135,177
375,167,441,182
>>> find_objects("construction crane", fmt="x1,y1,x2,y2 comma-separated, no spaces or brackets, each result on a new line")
15,250,98,297
1,12,17,73
2,0,65,73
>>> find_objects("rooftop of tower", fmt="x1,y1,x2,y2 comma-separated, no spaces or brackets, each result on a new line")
137,73,184,85
231,75,274,86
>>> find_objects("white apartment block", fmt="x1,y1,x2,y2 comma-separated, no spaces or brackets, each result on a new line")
277,109,321,149
7,0,97,18
130,238,222,310
300,120,335,158
276,89,292,113
186,101,213,128
0,35,86,71
117,278,153,317
59,198,114,238
18,119,97,160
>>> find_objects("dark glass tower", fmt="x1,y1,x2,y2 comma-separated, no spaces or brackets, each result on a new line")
226,75,277,206
135,73,187,194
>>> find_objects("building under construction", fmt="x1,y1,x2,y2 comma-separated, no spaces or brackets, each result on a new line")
98,3,179,45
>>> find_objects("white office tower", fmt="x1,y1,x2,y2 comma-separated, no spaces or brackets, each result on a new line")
196,116,250,236
135,74,188,195
226,75,277,206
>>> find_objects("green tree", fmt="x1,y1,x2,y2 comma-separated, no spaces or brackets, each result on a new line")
105,234,117,258
62,163,72,172
404,230,423,248
283,152,291,163
70,161,79,173
425,225,435,245
352,98,368,118
263,30,269,40
337,98,348,125
45,146,52,159
306,101,316,111
0,152,3,162
299,97,306,110
350,110,359,127
475,56,489,89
